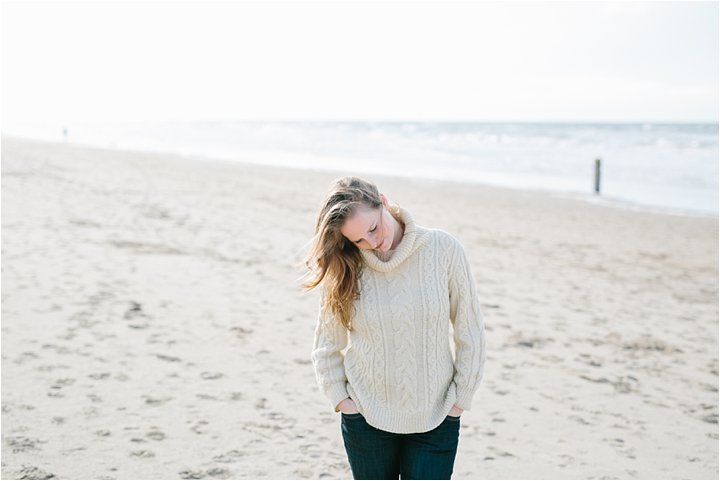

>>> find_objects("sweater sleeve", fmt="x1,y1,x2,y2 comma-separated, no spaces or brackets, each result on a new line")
448,237,487,412
310,291,350,412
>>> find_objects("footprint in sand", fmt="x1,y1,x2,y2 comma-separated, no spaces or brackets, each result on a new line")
579,374,640,394
179,467,231,479
37,364,71,373
212,450,244,463
41,344,71,355
179,470,204,480
142,395,172,406
129,449,155,458
155,354,181,363
87,394,103,403
12,465,55,480
83,406,100,418
196,394,219,401
569,415,592,426
124,301,149,329
190,420,209,434
123,301,145,320
489,447,515,458
52,378,75,388
14,352,40,364
229,326,253,339
701,413,718,424
146,429,165,441
578,353,603,367
6,435,44,453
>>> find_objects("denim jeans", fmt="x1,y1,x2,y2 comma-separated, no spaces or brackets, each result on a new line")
340,412,461,480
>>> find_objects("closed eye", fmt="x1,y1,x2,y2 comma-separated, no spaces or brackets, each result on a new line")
355,225,377,244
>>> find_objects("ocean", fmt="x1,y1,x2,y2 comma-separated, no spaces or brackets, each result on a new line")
4,121,718,216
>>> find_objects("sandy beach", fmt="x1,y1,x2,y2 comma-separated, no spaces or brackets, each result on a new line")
1,135,717,479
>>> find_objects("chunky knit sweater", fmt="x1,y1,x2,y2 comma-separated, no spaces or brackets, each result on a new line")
310,207,486,434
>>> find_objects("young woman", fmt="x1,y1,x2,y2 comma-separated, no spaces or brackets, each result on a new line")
303,176,486,480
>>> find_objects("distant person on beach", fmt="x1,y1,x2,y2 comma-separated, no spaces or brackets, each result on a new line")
303,176,486,480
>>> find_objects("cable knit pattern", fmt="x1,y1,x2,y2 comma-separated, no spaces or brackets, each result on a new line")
310,207,486,434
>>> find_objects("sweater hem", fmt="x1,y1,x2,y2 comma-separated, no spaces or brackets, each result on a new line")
348,382,459,434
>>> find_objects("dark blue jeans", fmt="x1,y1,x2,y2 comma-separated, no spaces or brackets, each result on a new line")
340,412,461,480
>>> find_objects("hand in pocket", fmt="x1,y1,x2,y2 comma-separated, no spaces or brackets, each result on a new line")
336,398,360,415
448,405,463,417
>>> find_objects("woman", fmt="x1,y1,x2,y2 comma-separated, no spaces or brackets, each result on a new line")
303,176,486,480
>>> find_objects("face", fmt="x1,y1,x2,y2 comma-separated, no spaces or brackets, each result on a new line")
340,198,394,252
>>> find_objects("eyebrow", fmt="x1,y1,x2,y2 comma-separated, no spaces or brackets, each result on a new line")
354,221,377,243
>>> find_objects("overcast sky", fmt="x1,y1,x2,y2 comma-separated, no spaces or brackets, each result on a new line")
1,0,718,124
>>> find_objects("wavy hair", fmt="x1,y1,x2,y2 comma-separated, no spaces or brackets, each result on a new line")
301,176,401,330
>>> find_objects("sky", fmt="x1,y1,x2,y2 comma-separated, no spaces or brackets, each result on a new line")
1,0,718,124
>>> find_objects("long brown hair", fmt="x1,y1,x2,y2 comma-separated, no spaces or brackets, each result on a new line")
301,176,401,330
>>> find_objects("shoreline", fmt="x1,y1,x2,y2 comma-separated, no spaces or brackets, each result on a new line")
3,133,716,221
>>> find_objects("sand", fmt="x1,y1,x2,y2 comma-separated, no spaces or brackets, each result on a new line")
1,135,717,479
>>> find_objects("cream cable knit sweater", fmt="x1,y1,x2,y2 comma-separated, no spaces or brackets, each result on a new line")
311,207,486,434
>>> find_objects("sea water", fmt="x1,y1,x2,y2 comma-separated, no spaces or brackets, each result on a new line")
4,121,718,216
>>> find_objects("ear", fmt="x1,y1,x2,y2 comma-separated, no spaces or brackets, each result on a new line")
379,193,389,207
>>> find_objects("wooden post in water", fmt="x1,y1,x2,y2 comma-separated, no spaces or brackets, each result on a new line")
594,158,601,195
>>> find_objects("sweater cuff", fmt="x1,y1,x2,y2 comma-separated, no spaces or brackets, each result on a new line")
454,389,476,412
326,382,350,412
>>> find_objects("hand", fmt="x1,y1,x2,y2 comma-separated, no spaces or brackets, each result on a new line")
448,405,464,417
336,398,360,415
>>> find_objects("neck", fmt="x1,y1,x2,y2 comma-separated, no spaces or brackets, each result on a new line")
390,215,405,250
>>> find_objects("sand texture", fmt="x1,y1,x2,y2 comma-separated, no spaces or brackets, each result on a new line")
1,136,718,479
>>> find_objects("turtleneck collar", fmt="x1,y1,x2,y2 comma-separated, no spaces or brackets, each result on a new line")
360,206,419,273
